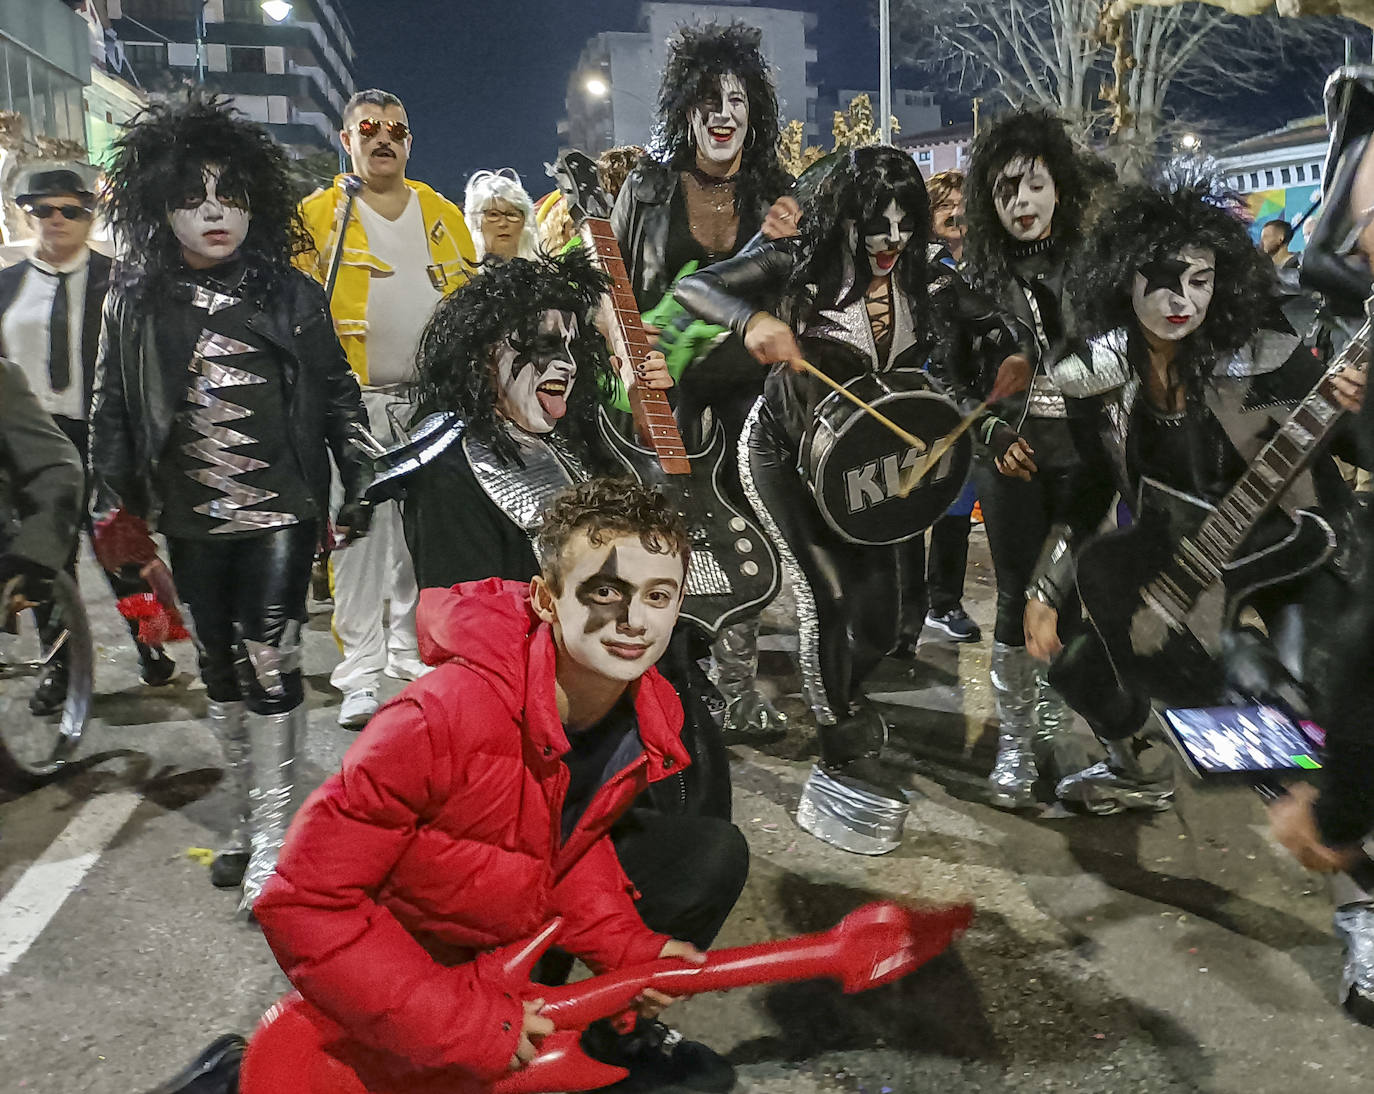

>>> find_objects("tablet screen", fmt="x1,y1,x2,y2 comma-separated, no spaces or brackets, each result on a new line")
1161,705,1323,777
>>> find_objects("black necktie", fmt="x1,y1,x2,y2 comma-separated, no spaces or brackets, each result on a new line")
48,271,70,393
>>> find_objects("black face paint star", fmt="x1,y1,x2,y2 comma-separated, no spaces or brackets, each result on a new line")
1137,255,1192,298
575,547,634,635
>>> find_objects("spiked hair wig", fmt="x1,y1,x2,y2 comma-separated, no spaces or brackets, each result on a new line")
785,146,930,330
963,109,1104,293
102,94,311,302
651,21,790,218
1068,182,1272,393
414,248,616,466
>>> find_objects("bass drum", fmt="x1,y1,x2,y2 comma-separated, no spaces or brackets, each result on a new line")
802,370,971,546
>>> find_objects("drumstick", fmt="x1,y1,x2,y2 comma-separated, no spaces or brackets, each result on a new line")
897,400,989,498
797,360,927,453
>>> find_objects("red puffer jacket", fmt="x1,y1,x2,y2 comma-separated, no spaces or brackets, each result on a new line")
253,577,691,1081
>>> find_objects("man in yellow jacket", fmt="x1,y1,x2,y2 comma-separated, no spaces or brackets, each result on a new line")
298,88,475,728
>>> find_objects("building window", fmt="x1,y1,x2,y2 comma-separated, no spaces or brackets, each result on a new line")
1296,164,1306,182
1250,172,1259,189
1280,166,1292,184
230,46,266,73
1313,162,1322,180
1264,169,1275,186
917,149,931,163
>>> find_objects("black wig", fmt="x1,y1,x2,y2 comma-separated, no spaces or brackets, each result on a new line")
785,146,930,330
1067,182,1272,395
963,109,1105,295
414,248,615,466
651,21,791,218
102,94,311,302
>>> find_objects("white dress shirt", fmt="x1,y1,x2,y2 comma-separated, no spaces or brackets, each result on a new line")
0,248,91,421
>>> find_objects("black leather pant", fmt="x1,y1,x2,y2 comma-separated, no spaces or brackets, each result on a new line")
746,420,903,715
167,522,316,714
973,457,1089,647
675,336,767,508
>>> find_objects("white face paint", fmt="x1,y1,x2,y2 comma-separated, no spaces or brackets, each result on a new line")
494,310,578,434
690,73,749,168
861,198,918,276
1131,245,1216,343
994,155,1057,242
550,535,685,683
169,166,251,265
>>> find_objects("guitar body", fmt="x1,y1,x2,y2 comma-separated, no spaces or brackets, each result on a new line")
1077,478,1336,707
598,408,781,637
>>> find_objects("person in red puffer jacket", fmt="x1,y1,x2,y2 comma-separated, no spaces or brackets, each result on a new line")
145,479,746,1094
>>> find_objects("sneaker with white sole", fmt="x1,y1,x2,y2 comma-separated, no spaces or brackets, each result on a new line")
338,688,379,729
384,657,426,682
925,606,982,643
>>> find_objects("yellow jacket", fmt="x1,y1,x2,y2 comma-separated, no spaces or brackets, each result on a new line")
297,176,476,384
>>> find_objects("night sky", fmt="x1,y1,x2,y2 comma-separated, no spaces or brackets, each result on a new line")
333,0,1334,202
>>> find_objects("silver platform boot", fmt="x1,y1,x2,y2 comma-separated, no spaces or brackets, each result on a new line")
988,642,1039,810
796,705,908,855
207,700,250,889
238,704,304,914
1331,869,1374,1027
1030,662,1096,789
712,619,787,740
1055,733,1175,815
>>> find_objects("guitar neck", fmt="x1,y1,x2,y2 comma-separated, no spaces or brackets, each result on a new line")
1197,322,1369,565
581,219,691,474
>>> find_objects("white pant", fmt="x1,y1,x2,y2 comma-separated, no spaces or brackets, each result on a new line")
329,389,419,693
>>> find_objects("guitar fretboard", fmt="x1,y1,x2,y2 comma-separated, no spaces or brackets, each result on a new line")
1179,323,1368,589
581,219,692,474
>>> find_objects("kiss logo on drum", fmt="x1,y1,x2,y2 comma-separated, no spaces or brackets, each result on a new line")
844,443,958,515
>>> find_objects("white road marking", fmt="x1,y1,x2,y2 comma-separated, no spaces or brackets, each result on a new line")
0,790,142,976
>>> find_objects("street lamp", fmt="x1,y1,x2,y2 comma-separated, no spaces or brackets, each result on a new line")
1180,133,1201,152
585,76,609,98
261,1,293,22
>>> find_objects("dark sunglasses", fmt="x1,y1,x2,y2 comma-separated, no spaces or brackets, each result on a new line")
355,118,411,142
25,203,92,222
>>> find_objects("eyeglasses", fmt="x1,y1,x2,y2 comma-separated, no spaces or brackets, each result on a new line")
25,203,92,222
355,117,411,142
482,208,526,224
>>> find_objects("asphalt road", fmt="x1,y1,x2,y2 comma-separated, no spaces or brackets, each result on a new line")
1,532,1369,1094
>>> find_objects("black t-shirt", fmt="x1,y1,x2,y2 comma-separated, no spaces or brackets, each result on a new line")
1126,397,1246,506
560,693,641,842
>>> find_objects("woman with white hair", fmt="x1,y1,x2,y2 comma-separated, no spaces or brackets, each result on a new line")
464,168,538,263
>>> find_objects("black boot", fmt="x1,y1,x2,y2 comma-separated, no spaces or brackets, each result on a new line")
139,643,178,686
143,1034,243,1094
583,1015,735,1093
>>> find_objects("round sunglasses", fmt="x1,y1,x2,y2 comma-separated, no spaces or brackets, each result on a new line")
354,118,411,142
24,203,92,221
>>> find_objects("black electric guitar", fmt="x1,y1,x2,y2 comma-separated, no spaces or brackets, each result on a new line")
551,150,780,638
1075,324,1369,706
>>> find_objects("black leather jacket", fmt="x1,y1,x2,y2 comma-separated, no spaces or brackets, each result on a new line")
612,161,776,312
676,237,935,453
89,269,373,527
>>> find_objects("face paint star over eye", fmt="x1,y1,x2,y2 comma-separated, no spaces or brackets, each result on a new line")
994,155,1057,243
1131,245,1216,344
550,539,684,683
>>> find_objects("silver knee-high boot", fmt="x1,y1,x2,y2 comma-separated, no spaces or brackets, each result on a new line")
238,703,304,913
712,618,787,738
988,642,1039,809
207,700,250,889
1331,873,1374,1025
1030,663,1096,788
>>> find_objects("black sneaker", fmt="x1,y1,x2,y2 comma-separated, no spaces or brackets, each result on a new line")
210,851,250,890
925,607,981,643
143,1034,244,1094
583,1016,735,1093
139,644,178,687
29,661,68,716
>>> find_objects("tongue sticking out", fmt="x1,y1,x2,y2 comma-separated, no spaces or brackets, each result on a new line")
536,387,568,420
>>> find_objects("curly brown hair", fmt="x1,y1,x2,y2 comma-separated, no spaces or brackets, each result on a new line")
535,478,691,593
597,146,646,202
925,170,964,212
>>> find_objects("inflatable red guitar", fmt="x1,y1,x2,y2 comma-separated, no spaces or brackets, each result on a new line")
241,900,972,1094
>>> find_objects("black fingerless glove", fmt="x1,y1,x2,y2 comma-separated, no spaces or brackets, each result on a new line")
335,500,374,542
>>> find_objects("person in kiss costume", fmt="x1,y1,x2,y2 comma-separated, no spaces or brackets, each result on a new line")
90,96,374,910
612,21,792,739
953,110,1115,810
1029,182,1368,814
677,146,942,854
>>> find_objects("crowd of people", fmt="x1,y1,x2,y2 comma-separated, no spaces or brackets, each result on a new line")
1,18,1373,1094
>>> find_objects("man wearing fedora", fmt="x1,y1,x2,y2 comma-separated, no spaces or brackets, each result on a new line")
0,166,175,711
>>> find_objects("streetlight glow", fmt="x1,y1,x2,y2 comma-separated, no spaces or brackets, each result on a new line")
261,1,293,22
585,76,609,98
1180,133,1201,151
